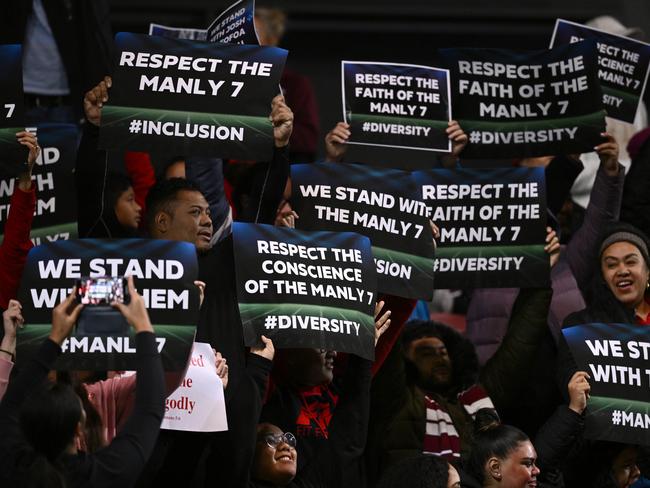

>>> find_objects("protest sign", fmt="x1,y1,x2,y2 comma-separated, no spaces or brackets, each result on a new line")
0,123,79,245
550,19,650,123
563,323,650,445
413,167,549,288
0,44,27,171
149,23,208,41
342,61,451,153
98,32,286,160
17,239,199,371
232,222,377,360
291,163,434,300
207,0,259,45
161,342,228,432
438,41,605,158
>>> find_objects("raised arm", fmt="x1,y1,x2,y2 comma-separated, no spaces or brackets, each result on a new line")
566,133,625,292
90,277,165,488
0,132,39,309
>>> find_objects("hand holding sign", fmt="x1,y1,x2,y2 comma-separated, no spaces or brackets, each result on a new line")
214,350,228,389
251,335,275,361
15,130,39,190
440,120,469,167
374,300,391,346
49,290,84,345
84,76,112,127
112,276,154,333
271,94,293,148
324,122,351,163
595,132,620,176
568,371,591,415
545,227,561,268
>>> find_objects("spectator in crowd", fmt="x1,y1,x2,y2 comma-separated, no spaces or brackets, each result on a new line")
462,423,539,488
0,1,113,125
466,134,623,436
0,132,40,310
557,222,650,388
0,300,23,399
76,77,145,238
365,228,558,483
376,454,461,488
0,278,165,488
255,7,320,162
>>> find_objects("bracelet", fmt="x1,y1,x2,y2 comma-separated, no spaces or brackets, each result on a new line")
0,349,15,362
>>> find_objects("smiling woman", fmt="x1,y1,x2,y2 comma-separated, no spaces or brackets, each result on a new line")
557,223,650,392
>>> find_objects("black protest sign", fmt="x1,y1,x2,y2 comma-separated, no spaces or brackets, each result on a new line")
232,222,377,360
551,19,650,123
563,323,650,445
342,61,451,153
207,0,259,45
0,123,79,245
0,44,28,171
413,167,549,288
291,163,434,300
17,239,199,371
438,41,605,159
149,23,208,41
98,32,286,160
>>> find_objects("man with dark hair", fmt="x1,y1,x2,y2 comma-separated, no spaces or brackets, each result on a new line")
145,178,213,253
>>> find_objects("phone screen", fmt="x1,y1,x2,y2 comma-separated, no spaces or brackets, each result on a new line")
77,277,125,305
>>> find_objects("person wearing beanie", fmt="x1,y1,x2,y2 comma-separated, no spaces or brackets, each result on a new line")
557,222,650,394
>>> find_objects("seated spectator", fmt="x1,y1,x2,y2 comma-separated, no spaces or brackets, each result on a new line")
0,278,165,488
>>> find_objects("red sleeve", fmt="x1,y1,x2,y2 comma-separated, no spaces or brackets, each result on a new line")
371,295,417,376
124,151,156,219
0,184,36,309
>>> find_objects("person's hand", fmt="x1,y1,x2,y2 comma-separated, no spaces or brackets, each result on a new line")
325,122,350,162
595,132,619,176
251,335,275,361
1,300,24,360
3,300,24,339
194,280,206,308
568,371,591,414
84,75,112,126
440,120,468,167
429,220,440,249
277,209,299,228
16,131,39,190
270,95,293,148
374,301,391,346
214,350,229,390
544,226,561,268
49,290,84,345
112,276,154,333
447,120,468,158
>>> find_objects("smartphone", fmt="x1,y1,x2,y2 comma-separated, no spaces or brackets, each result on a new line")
75,276,130,306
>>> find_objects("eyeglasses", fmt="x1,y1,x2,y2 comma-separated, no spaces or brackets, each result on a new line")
262,432,297,449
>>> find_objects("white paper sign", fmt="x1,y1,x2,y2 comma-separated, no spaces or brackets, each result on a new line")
161,342,228,432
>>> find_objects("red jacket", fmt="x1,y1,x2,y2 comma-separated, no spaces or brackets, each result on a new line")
0,184,36,310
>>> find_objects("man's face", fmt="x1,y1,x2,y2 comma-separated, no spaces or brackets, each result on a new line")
405,336,452,390
287,348,337,386
159,190,213,252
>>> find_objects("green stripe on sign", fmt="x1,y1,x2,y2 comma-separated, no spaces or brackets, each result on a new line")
588,395,650,415
435,244,545,260
459,110,606,130
601,86,640,106
239,303,374,330
349,113,448,129
102,105,271,135
372,246,434,276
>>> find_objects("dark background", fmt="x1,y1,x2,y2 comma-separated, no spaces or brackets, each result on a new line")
108,0,650,157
